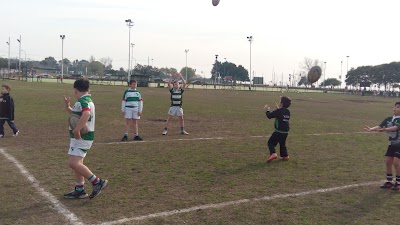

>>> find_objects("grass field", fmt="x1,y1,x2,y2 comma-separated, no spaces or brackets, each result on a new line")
1,80,399,225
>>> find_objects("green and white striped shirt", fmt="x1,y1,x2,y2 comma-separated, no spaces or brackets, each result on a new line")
121,88,143,111
69,94,95,141
170,88,184,107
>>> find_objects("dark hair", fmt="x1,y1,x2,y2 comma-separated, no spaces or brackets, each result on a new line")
73,78,90,92
395,102,400,106
129,80,137,85
1,84,11,91
281,96,291,108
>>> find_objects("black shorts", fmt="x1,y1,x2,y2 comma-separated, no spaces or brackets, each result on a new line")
385,145,400,158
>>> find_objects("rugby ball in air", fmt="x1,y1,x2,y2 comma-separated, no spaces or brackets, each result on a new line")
68,114,89,135
307,66,322,84
212,0,220,6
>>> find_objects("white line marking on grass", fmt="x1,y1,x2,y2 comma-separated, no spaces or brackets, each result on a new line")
0,148,85,225
98,181,381,225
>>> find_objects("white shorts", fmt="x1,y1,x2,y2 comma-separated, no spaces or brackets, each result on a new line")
68,139,93,158
124,108,141,119
168,106,184,116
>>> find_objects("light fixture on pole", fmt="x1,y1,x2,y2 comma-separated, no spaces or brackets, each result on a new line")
17,35,21,78
6,37,10,79
246,36,253,90
60,35,65,83
185,49,189,81
130,43,135,75
125,19,134,84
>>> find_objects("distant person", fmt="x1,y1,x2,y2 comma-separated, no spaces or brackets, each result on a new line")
264,96,291,162
162,73,189,135
0,84,19,138
364,102,400,190
121,80,143,141
63,78,108,199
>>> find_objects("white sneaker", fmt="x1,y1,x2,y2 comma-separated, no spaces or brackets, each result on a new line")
13,131,19,137
0,134,3,138
181,130,189,135
162,129,168,135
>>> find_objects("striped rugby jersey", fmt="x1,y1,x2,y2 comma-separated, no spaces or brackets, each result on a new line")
121,88,143,112
380,116,400,146
170,88,184,107
69,94,95,141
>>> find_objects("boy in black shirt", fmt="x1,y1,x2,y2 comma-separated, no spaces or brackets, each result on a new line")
264,96,291,162
0,84,19,138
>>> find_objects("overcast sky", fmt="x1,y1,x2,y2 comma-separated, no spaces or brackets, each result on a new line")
1,0,400,83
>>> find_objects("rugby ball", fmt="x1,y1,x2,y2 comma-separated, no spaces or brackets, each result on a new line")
212,0,220,6
307,66,322,84
68,114,89,135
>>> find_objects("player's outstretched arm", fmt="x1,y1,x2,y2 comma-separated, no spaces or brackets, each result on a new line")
167,77,172,89
364,125,382,132
64,95,72,114
180,74,186,89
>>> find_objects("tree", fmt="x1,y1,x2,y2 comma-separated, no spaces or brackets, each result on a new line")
87,61,104,77
99,57,113,70
40,56,58,69
299,57,324,75
180,67,196,81
320,78,341,87
211,60,249,82
298,76,311,87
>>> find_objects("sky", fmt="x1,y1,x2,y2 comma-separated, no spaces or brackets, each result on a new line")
1,0,400,84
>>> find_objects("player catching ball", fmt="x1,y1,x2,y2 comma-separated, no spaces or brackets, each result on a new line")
162,73,189,135
365,101,400,190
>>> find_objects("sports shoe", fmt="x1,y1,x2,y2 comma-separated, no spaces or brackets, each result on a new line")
181,130,189,135
391,182,400,191
281,156,290,161
133,135,143,141
64,188,89,199
13,130,19,137
121,135,128,141
380,181,394,189
162,128,168,135
267,153,278,162
0,134,3,138
89,179,108,199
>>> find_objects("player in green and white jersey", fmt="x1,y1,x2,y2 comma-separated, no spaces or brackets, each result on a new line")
365,101,400,190
121,80,143,141
63,78,108,199
162,73,189,135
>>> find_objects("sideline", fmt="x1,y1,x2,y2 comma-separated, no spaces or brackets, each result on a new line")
0,148,85,225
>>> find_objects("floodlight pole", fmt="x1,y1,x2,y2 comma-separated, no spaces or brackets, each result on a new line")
6,37,10,79
324,61,326,88
214,55,218,85
131,43,135,76
247,36,253,90
346,56,349,89
125,19,134,84
185,49,189,81
17,35,21,78
60,35,65,83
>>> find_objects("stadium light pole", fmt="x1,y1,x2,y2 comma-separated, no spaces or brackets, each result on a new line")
60,35,65,83
21,50,27,81
214,55,219,85
324,61,326,88
130,43,135,76
346,56,349,89
185,49,189,81
6,37,10,79
247,36,253,90
125,19,134,84
340,60,343,88
17,35,21,78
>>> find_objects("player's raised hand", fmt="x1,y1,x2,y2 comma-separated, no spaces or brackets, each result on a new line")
64,95,70,105
275,102,279,109
264,104,270,111
364,125,372,132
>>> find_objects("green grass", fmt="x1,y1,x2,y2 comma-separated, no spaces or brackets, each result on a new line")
0,80,399,225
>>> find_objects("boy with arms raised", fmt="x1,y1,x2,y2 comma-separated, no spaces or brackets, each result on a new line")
365,102,400,190
264,96,291,162
63,78,108,199
162,73,189,135
121,80,143,141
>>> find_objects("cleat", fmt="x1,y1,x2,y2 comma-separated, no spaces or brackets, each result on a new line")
162,129,168,135
121,135,128,141
380,181,394,189
391,183,400,191
281,156,290,161
13,130,19,137
267,153,278,162
89,179,108,199
64,188,88,199
133,135,143,141
181,130,189,135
